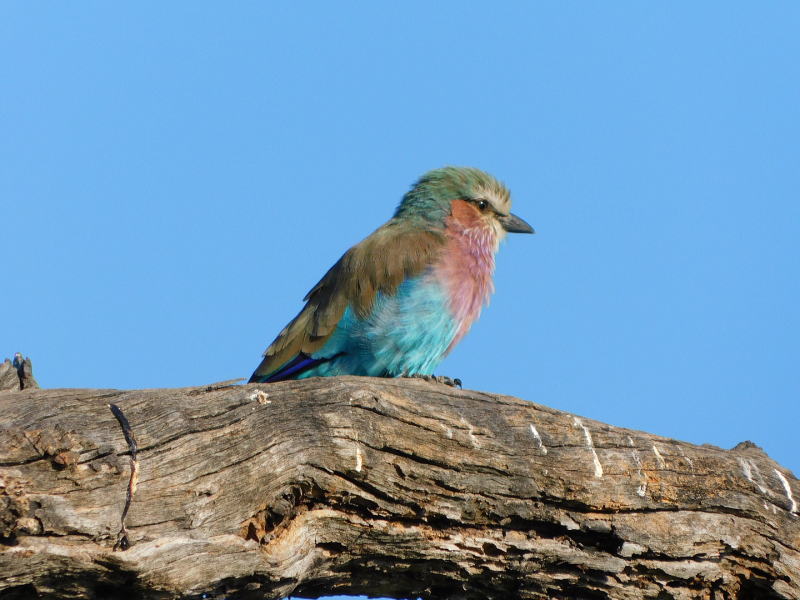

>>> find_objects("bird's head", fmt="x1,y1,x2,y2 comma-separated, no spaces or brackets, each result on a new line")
394,167,534,241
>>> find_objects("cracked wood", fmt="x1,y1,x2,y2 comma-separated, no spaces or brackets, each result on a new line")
0,377,798,600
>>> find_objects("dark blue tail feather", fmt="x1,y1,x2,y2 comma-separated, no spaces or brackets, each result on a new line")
249,353,340,383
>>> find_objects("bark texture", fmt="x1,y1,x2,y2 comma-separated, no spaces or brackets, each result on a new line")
0,354,38,392
0,376,798,600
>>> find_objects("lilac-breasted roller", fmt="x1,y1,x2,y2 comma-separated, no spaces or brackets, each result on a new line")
249,167,533,385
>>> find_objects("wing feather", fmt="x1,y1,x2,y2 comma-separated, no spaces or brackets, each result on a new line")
249,222,444,382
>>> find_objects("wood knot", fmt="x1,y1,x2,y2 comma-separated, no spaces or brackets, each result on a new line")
52,450,80,469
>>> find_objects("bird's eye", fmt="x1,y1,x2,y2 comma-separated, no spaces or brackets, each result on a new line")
476,199,489,211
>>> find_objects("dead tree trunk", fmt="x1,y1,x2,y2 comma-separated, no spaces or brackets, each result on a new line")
0,375,798,600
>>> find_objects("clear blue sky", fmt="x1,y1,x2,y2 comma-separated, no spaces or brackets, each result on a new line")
3,0,797,539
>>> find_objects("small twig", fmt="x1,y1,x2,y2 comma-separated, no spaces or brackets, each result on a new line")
108,403,139,551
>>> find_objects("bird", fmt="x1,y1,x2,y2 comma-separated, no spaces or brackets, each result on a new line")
249,166,534,386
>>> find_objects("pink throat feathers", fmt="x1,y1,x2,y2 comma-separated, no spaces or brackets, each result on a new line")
434,213,498,351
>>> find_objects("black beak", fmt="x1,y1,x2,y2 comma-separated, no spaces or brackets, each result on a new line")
499,213,535,234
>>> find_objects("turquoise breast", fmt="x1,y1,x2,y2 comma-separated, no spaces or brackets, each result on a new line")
301,274,458,378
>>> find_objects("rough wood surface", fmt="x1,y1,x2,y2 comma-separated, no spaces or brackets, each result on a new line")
0,377,798,600
0,354,38,392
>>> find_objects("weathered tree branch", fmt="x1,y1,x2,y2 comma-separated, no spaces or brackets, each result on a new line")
1,375,798,599
0,354,38,392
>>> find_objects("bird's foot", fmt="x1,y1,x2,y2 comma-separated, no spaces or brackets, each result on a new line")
409,374,462,388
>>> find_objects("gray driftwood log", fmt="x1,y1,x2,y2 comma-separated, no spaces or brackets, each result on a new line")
1,376,798,600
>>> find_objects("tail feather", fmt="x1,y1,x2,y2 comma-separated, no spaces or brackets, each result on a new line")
249,352,337,383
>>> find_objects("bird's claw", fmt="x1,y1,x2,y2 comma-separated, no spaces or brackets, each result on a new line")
409,374,462,388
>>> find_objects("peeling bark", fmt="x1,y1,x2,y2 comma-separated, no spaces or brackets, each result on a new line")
0,377,798,600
